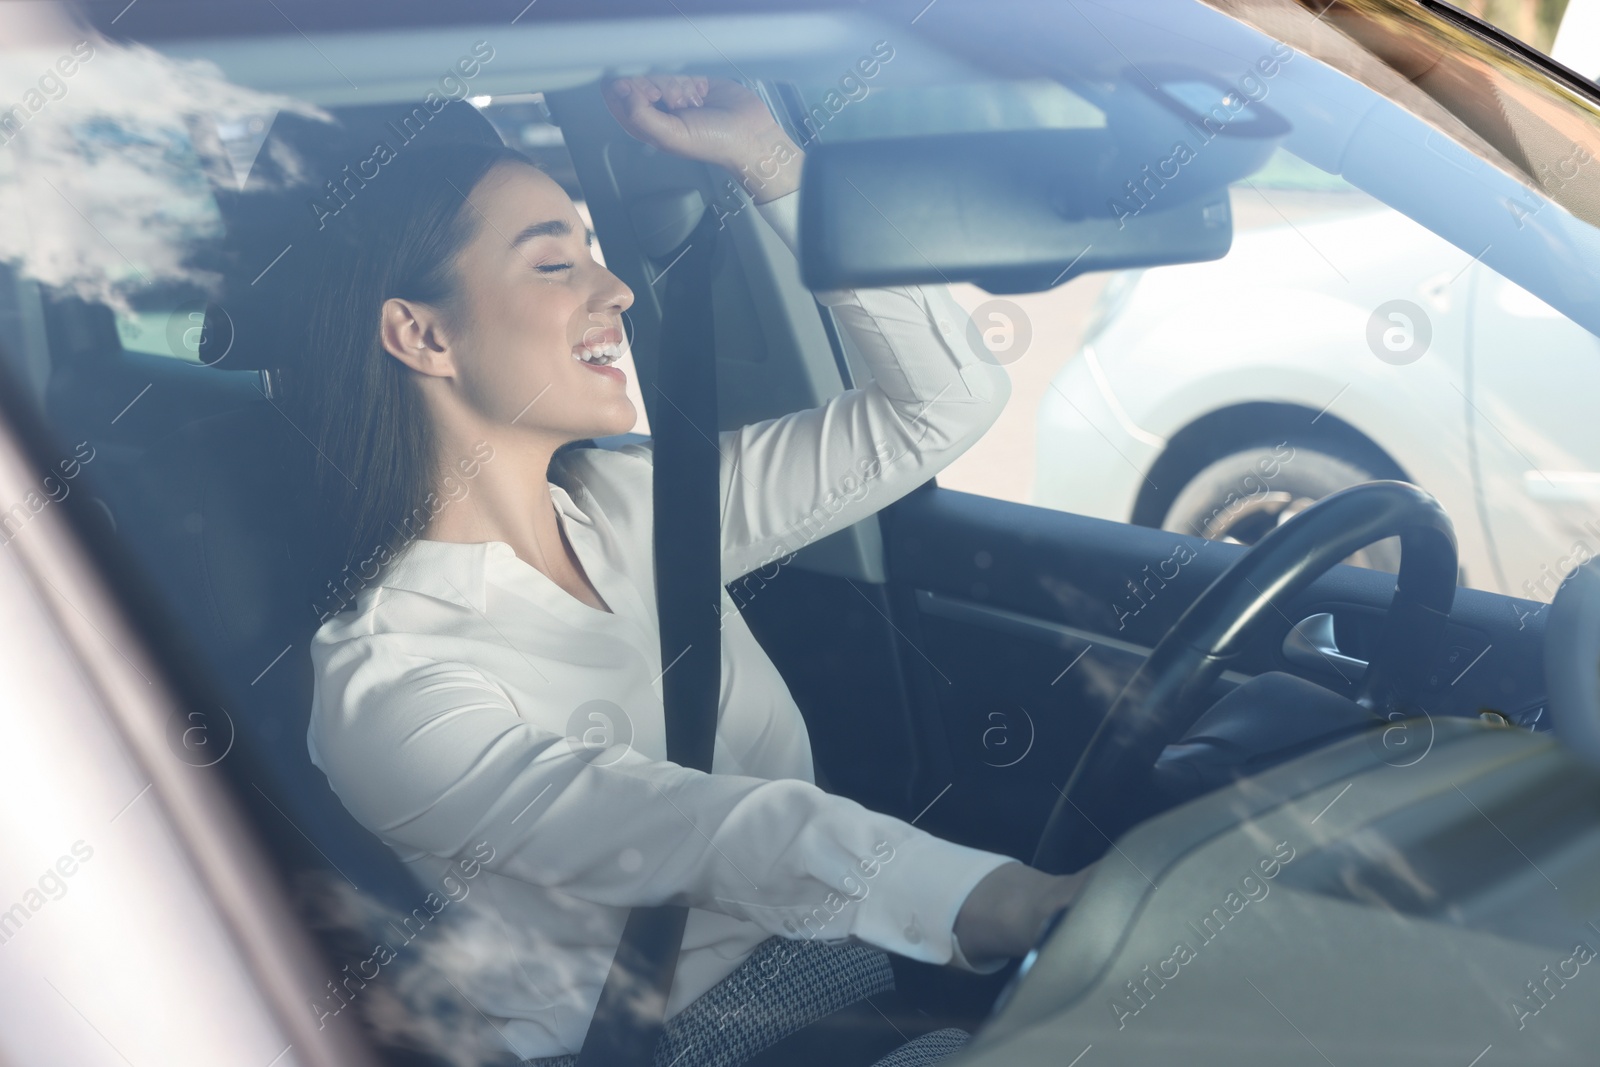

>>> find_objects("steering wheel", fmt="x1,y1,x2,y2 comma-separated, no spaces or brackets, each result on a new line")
1032,481,1458,874
1547,559,1600,762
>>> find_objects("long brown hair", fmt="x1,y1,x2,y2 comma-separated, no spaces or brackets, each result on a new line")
291,142,538,620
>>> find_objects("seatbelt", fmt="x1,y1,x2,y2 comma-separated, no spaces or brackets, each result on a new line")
577,206,722,1067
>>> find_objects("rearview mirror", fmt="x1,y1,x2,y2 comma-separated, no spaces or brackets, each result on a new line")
798,76,1288,294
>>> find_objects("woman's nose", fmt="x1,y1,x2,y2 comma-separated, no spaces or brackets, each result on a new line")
597,267,633,314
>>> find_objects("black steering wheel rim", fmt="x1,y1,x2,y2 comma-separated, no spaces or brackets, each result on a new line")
1032,480,1458,874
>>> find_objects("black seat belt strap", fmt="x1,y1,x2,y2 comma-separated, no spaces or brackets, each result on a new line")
652,207,725,775
576,204,722,1067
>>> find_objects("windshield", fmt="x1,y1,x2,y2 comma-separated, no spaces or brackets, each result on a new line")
2,0,1598,1063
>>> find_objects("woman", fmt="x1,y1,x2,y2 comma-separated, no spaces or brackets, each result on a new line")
300,74,1087,1067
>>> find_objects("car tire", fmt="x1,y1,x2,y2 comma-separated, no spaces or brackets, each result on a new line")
1160,446,1402,572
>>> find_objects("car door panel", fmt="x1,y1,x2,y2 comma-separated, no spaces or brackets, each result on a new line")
735,569,926,819
875,483,1550,856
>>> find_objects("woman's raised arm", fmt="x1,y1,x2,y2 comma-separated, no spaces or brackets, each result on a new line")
711,189,1011,583
603,74,1013,585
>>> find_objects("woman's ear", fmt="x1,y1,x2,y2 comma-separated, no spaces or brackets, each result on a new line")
379,297,454,377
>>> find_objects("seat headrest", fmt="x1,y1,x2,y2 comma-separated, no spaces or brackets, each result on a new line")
200,99,506,373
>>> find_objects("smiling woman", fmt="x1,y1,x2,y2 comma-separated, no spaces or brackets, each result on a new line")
362,152,640,607
284,74,1087,1067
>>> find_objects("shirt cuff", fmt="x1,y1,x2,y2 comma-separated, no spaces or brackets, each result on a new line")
853,829,1017,971
950,928,1012,975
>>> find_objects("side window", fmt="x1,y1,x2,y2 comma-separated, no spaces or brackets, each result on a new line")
802,71,1600,601
1465,264,1600,603
1012,124,1600,602
47,126,229,363
1004,140,1415,575
115,302,214,362
112,115,266,361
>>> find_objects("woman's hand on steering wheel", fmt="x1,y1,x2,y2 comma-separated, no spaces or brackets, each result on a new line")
603,74,804,202
953,861,1093,967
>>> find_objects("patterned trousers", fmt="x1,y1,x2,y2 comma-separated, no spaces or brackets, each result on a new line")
523,937,970,1067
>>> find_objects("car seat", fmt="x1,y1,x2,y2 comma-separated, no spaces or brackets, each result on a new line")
119,102,509,926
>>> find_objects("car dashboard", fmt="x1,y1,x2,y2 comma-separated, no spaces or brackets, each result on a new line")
963,721,1600,1065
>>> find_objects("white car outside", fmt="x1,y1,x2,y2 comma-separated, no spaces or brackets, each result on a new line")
1034,194,1600,603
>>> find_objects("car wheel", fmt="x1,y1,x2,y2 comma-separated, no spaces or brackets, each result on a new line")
1160,446,1402,572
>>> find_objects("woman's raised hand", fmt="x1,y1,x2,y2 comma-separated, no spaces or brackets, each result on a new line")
602,74,803,201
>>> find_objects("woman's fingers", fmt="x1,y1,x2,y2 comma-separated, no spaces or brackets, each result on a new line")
601,74,711,154
649,74,701,108
605,82,684,146
602,74,781,168
608,74,708,111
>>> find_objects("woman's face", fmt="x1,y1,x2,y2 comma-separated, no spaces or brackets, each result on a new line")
439,161,636,443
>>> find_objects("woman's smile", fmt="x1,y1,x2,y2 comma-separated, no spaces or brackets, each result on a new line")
577,358,627,383
562,327,630,392
573,326,628,382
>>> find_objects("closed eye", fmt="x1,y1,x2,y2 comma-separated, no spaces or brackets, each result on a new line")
537,263,573,274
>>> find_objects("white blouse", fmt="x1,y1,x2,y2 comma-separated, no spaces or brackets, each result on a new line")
307,189,1017,1060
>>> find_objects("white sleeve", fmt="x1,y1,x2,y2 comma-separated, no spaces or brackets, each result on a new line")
712,189,1013,583
309,647,1015,970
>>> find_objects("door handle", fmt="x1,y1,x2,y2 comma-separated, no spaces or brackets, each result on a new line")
1283,613,1368,678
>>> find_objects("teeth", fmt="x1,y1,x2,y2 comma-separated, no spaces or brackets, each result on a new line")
574,341,624,366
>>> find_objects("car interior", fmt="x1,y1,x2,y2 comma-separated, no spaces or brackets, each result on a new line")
5,0,1600,1064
